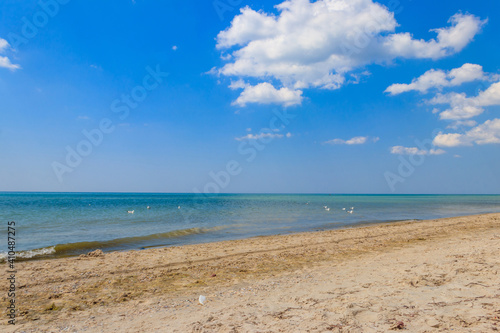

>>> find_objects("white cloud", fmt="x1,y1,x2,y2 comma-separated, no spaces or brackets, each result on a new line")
448,63,493,86
447,120,477,129
89,64,103,71
215,0,485,106
0,57,20,70
0,38,20,71
382,14,486,60
429,81,500,120
390,145,445,155
232,82,303,107
0,39,8,50
324,136,373,145
430,92,484,120
235,130,293,141
474,81,500,106
386,69,448,95
387,63,500,121
229,79,247,90
432,133,469,147
429,148,446,155
433,118,500,147
385,63,492,95
391,146,426,155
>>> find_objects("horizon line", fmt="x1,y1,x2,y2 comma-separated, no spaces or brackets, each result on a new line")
1,191,499,196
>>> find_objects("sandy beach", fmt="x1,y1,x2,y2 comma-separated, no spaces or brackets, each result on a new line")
2,213,500,332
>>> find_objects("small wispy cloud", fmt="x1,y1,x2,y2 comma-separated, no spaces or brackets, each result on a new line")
446,120,477,129
235,131,292,141
230,81,303,107
385,63,496,95
391,146,446,155
324,136,378,145
0,38,21,71
433,118,500,147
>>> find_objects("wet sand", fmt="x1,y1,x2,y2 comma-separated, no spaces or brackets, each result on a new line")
2,213,500,332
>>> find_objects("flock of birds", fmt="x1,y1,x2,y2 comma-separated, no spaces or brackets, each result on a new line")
127,205,181,214
303,202,356,214
127,203,353,214
324,205,354,214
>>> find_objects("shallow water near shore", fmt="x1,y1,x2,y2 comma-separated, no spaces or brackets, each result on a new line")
1,192,500,260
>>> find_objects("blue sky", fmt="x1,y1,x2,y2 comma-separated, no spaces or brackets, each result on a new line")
0,0,499,194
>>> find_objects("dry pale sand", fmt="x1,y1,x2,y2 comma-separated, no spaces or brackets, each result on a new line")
2,213,500,332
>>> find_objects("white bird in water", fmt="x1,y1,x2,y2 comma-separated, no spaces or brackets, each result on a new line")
342,208,346,210
348,210,353,214
178,206,181,209
147,206,150,209
127,210,134,214
325,207,330,211
324,206,327,209
351,207,354,210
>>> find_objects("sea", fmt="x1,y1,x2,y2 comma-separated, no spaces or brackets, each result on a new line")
1,192,500,261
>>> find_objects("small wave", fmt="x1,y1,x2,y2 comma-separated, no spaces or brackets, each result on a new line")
1,226,226,261
0,246,56,262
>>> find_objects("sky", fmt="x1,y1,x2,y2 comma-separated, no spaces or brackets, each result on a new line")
0,0,499,194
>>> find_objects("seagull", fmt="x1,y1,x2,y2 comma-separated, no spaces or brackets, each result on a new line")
127,210,134,214
178,206,181,209
351,207,354,210
147,206,150,209
342,208,346,210
324,206,328,209
348,210,353,214
325,208,330,211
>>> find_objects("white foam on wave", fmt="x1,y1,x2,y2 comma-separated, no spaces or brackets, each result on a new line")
0,246,56,262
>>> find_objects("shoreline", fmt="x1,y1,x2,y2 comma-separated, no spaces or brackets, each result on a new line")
4,192,500,263
2,212,500,332
6,217,428,262
6,214,484,263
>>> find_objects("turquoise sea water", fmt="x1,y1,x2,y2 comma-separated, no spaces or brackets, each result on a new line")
1,193,500,260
